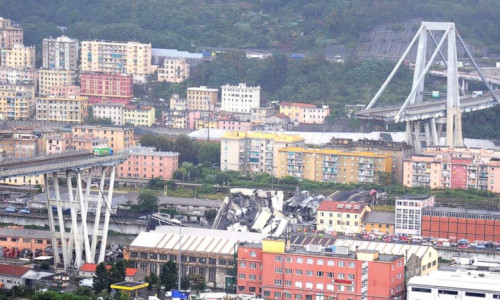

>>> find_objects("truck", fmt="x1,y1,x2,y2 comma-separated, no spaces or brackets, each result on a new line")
472,91,484,98
93,147,113,156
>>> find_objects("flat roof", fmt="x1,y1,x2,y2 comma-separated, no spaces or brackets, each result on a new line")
130,226,266,255
110,281,149,291
221,131,304,143
159,196,221,208
152,48,203,59
408,270,500,293
363,212,395,225
423,206,500,217
0,228,52,240
396,194,433,201
334,239,434,260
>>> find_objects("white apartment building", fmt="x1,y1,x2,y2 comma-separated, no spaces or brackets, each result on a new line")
42,36,79,70
0,66,37,85
169,93,187,111
92,103,125,125
395,195,435,237
80,40,152,83
221,83,261,113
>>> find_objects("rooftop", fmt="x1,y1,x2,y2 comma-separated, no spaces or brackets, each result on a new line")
317,201,366,213
72,124,133,131
159,196,221,208
396,194,433,201
279,147,393,158
362,212,395,225
0,228,52,240
280,102,317,108
92,102,125,108
0,264,30,277
130,226,267,255
221,131,304,143
334,239,435,260
122,146,179,157
80,263,137,277
152,48,203,59
408,270,500,293
187,86,218,92
422,206,500,217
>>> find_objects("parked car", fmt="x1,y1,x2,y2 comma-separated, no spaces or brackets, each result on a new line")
458,244,469,249
19,208,30,214
5,206,16,212
475,245,486,250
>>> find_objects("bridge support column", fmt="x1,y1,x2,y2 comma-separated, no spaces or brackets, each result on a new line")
45,173,60,265
53,172,70,269
98,165,116,263
66,171,83,269
91,168,106,261
76,171,92,264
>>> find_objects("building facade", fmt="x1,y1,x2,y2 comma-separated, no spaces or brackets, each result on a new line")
123,105,155,127
157,57,190,83
187,86,218,111
0,130,40,158
92,102,124,125
277,148,393,184
35,95,88,123
221,83,261,113
395,195,435,237
316,201,371,233
0,45,35,68
251,107,275,125
0,18,23,49
237,239,405,300
46,133,73,155
0,264,30,289
0,228,52,258
38,69,77,96
117,146,179,180
49,85,80,97
0,66,37,85
220,131,305,175
362,212,395,236
72,134,107,152
72,125,134,153
0,84,36,120
421,207,500,243
42,36,79,70
218,120,252,131
80,72,133,104
80,40,152,82
279,102,330,124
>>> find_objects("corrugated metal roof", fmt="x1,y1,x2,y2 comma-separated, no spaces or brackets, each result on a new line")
334,239,433,260
130,226,266,255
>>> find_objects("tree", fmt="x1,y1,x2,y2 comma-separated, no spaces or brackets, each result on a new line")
144,272,159,291
197,142,221,166
159,261,178,292
148,177,167,190
204,209,217,223
137,191,159,213
93,262,110,294
188,274,206,294
109,259,127,286
180,276,190,290
174,135,197,164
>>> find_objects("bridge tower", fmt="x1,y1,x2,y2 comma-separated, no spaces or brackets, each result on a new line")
365,22,499,153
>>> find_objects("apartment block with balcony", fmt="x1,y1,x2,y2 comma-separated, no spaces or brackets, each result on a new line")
72,125,134,153
237,239,405,300
117,146,179,180
0,83,36,120
123,105,155,127
42,36,79,70
35,95,88,123
221,83,261,113
0,18,23,49
0,130,40,158
0,44,35,68
80,40,152,83
277,148,392,184
279,102,330,124
169,93,187,111
187,86,218,111
92,102,124,125
157,57,190,83
72,134,108,152
220,131,305,175
49,85,80,97
163,110,188,129
80,72,133,104
316,201,371,233
0,66,37,85
38,69,76,96
250,106,275,125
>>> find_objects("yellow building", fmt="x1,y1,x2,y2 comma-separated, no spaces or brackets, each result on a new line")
0,45,35,68
316,201,371,233
38,69,77,96
35,95,88,123
194,119,218,130
80,40,152,83
72,125,134,153
277,147,392,184
0,175,44,186
0,84,36,120
187,86,218,111
0,18,23,49
220,131,305,175
362,212,395,235
157,57,190,83
279,102,330,124
123,105,155,127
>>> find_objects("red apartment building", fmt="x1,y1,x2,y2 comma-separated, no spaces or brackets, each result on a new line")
80,72,133,104
237,239,405,300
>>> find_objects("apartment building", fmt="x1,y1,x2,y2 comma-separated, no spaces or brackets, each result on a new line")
157,57,190,83
72,125,134,153
0,83,36,120
194,119,218,130
277,147,393,184
0,66,37,85
42,36,79,70
80,72,133,104
237,239,405,300
92,102,124,125
123,105,155,127
46,132,73,155
250,106,275,125
218,120,252,131
403,147,500,192
0,130,40,158
394,195,435,237
72,134,107,152
220,131,305,175
117,146,179,180
0,45,35,68
0,18,23,49
38,69,76,96
221,83,261,113
169,93,187,111
0,228,51,257
316,201,371,233
362,212,395,236
187,86,218,111
49,85,80,97
279,102,330,124
80,40,152,83
163,110,188,129
327,138,413,184
35,95,88,123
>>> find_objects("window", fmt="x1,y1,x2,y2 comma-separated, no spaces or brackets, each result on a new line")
140,252,148,259
411,287,431,293
274,292,281,299
274,280,282,286
338,273,345,279
263,291,270,297
305,295,313,300
338,261,345,267
249,274,256,280
348,274,355,280
286,256,292,263
296,257,303,263
306,258,314,264
250,251,257,257
285,268,292,274
275,267,282,274
285,280,292,286
306,270,313,276
327,272,334,278
316,271,324,277
275,255,283,262
465,292,485,298
250,262,257,269
348,262,355,268
209,258,216,265
295,269,303,276
316,283,324,290
438,290,458,295
295,294,302,300
295,282,302,288
305,282,313,289
338,285,345,291
238,274,245,279
239,262,246,268
317,259,324,265
327,260,334,266
150,253,157,259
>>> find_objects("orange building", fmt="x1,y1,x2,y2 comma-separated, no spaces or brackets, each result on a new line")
0,228,51,257
117,146,179,180
72,125,134,153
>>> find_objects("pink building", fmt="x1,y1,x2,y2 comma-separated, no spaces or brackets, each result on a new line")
50,85,80,97
117,146,179,180
188,111,203,129
218,120,251,131
80,72,133,104
46,133,73,155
